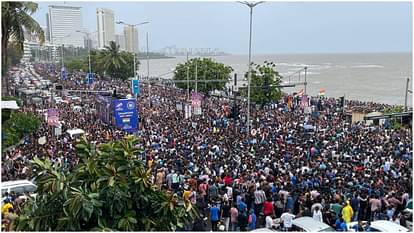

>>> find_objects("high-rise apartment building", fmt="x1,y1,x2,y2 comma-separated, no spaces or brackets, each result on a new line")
97,8,115,49
115,34,126,51
47,5,84,48
124,25,138,53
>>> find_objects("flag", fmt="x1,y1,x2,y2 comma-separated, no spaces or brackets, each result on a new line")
301,95,309,109
191,92,202,115
61,66,67,80
86,73,95,85
131,79,140,96
296,89,304,97
318,89,326,96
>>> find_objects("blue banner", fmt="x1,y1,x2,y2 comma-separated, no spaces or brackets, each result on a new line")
131,79,140,96
86,73,95,85
61,66,67,80
113,99,138,132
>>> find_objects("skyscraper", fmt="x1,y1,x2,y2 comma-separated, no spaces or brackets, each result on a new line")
115,34,126,51
47,5,84,48
124,25,138,54
96,8,115,49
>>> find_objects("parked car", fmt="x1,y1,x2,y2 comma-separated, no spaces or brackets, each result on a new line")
347,220,409,232
291,217,335,232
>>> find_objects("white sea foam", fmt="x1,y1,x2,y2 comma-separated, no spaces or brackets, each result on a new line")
351,64,384,68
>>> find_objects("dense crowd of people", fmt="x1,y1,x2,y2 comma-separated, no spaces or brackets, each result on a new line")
2,63,412,231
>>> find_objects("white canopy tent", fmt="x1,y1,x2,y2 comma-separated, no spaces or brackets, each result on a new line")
1,101,19,110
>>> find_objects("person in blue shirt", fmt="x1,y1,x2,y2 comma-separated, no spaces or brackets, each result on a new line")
335,214,343,231
238,199,247,212
210,204,220,231
248,209,257,230
286,195,294,211
338,218,348,232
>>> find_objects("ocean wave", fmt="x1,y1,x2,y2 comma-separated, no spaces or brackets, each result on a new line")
351,64,384,68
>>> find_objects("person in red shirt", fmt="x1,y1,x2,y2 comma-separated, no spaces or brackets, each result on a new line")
263,197,275,217
223,173,233,186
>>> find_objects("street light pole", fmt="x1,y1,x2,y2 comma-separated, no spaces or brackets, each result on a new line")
405,77,410,111
186,50,190,100
147,32,151,107
238,1,264,136
195,60,198,93
116,20,149,93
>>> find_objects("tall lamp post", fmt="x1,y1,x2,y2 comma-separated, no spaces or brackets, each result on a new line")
76,30,97,74
56,33,72,72
116,20,149,87
238,1,264,136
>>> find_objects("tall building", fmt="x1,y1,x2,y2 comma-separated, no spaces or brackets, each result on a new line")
45,13,50,41
115,34,125,51
124,25,138,53
47,5,84,48
96,8,115,49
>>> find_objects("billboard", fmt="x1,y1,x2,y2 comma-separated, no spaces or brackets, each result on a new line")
113,99,138,132
47,108,59,126
191,92,202,115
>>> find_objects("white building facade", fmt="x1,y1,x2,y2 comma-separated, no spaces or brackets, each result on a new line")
97,8,115,49
124,25,138,54
47,5,84,48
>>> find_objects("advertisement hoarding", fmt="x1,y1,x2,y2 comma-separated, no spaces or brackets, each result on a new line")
113,99,138,132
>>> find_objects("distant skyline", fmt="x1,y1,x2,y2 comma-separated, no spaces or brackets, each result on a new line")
32,1,412,54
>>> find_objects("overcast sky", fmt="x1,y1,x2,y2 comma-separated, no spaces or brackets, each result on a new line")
33,1,412,54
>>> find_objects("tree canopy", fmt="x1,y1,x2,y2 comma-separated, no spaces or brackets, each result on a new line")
16,136,198,231
2,1,44,92
59,43,138,80
2,111,40,151
241,61,283,105
173,58,233,94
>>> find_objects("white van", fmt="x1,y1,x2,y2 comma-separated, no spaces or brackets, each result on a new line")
1,180,37,196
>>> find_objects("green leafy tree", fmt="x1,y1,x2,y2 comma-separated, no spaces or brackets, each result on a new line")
2,1,45,92
2,111,40,150
16,136,198,231
65,58,86,73
117,51,137,80
7,41,24,66
173,58,233,94
241,61,283,105
1,96,22,123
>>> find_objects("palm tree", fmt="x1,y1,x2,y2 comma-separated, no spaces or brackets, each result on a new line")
98,41,127,79
2,1,45,94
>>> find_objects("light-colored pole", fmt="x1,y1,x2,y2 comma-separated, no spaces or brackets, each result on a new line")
247,6,253,136
147,32,151,107
133,51,136,79
88,33,91,74
187,66,190,100
239,1,264,136
61,43,64,68
195,59,198,93
187,50,190,100
405,78,410,111
304,66,308,95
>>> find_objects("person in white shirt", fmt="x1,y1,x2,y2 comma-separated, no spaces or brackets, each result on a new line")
265,215,274,229
280,209,295,231
312,206,323,223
